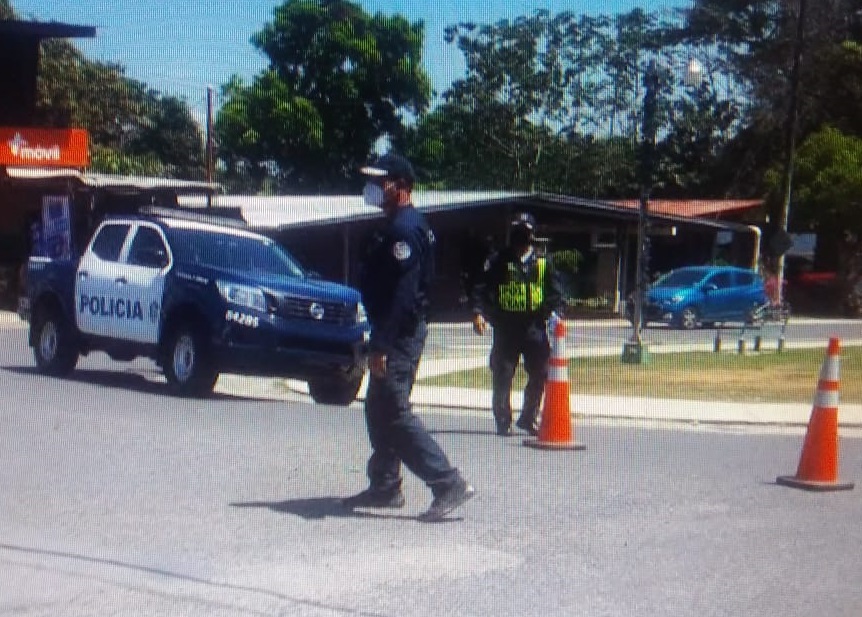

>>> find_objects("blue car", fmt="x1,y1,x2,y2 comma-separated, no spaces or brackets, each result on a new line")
642,266,768,329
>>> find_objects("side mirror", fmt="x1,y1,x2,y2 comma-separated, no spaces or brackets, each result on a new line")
702,283,718,292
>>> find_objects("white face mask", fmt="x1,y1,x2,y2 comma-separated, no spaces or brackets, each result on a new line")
363,182,385,207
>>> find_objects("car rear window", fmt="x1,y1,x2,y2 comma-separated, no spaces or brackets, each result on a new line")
737,271,755,286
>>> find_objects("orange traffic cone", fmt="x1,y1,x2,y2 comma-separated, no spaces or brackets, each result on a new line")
524,315,585,451
777,337,854,491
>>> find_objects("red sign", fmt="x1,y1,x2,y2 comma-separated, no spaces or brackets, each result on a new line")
0,127,89,167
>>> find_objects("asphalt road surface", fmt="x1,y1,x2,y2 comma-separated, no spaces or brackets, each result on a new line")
1,325,862,616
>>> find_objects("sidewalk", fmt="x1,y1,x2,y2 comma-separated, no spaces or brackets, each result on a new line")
284,345,862,428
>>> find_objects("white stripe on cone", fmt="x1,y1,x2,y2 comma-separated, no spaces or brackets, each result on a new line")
548,315,568,383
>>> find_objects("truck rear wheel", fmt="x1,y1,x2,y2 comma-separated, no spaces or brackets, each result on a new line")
308,371,364,406
32,306,78,376
162,323,218,397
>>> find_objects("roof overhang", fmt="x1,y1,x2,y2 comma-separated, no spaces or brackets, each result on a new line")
531,193,758,232
2,167,221,194
0,20,97,39
178,191,757,233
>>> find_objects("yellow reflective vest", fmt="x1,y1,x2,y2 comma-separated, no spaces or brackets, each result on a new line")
497,257,546,312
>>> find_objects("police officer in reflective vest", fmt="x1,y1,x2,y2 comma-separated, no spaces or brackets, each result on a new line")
342,153,475,522
471,212,565,436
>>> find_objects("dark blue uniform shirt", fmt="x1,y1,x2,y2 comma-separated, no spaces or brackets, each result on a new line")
360,205,435,354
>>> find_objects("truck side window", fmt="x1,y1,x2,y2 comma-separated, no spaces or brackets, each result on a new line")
90,224,131,262
127,227,168,269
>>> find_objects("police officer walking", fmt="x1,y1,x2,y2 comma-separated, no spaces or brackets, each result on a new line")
342,153,475,521
471,212,565,436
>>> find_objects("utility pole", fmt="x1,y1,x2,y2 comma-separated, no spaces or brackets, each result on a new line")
774,0,807,303
206,85,215,208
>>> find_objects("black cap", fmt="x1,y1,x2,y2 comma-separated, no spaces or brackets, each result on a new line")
511,212,536,230
360,153,416,183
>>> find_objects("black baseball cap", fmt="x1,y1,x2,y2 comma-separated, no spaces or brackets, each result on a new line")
511,212,536,230
360,153,416,183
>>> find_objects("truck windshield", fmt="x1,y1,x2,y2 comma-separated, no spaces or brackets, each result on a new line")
170,229,306,278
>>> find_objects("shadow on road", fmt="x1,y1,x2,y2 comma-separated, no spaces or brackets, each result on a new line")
230,497,460,523
428,428,498,437
1,365,272,402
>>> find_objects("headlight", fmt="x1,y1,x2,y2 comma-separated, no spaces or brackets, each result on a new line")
356,301,368,324
216,281,267,312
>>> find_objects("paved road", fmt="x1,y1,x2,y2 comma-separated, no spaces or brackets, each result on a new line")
1,325,862,616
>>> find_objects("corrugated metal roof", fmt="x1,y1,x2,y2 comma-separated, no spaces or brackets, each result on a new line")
178,191,528,230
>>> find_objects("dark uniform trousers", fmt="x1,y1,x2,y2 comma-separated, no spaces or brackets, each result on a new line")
364,320,458,496
490,317,550,428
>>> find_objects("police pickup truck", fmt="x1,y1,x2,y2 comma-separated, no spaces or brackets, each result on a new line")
21,208,370,404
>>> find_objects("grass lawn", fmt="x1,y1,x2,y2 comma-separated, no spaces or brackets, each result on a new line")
418,346,862,405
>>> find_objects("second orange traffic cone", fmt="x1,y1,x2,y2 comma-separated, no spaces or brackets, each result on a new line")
777,337,854,491
524,315,585,451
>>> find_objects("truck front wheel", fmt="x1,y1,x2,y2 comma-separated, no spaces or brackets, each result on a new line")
308,370,365,406
32,306,78,376
162,324,218,397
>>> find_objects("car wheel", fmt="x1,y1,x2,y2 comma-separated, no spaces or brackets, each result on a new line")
32,306,78,376
677,306,699,330
162,323,218,397
308,371,365,406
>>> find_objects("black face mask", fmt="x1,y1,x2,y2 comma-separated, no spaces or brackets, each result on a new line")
510,227,532,248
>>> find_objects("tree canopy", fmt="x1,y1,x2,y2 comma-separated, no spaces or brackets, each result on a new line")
34,38,205,178
404,9,740,198
215,0,431,194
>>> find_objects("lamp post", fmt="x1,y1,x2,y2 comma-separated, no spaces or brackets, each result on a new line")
621,61,660,364
773,0,807,304
622,58,703,364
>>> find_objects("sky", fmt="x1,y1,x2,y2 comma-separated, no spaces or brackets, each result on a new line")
11,0,686,125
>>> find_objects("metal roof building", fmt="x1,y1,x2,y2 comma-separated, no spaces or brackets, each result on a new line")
178,191,763,317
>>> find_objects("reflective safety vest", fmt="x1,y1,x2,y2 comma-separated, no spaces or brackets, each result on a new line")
497,257,546,312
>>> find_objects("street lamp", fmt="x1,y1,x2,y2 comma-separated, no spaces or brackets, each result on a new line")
622,58,704,364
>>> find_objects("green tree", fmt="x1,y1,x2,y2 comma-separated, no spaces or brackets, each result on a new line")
765,126,862,314
408,7,743,198
126,94,206,179
681,0,862,196
31,37,206,179
215,0,431,194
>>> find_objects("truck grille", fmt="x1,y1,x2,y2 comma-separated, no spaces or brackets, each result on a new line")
275,295,353,325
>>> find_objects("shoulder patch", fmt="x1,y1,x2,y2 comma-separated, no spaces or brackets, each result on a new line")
393,241,412,261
